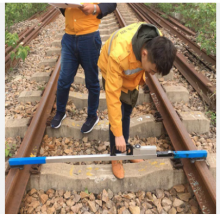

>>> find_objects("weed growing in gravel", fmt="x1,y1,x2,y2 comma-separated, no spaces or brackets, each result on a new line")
38,86,45,91
5,142,16,158
72,109,76,116
84,188,90,194
206,111,216,126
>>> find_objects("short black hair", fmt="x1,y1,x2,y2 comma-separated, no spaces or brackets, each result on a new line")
144,36,177,76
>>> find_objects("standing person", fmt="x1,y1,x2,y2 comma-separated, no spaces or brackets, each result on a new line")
51,3,117,134
98,22,177,179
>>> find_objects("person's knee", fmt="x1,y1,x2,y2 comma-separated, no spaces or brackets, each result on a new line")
85,79,100,91
57,77,72,90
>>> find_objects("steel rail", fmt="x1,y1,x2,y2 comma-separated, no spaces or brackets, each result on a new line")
145,72,216,213
115,6,216,214
129,3,155,24
129,3,216,110
114,8,127,27
149,6,196,36
5,57,61,214
27,5,52,21
174,53,216,110
131,3,216,66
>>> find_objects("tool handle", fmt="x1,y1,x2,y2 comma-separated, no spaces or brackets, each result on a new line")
111,143,133,156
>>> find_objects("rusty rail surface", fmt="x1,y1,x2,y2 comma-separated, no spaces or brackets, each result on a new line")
5,57,61,214
174,53,216,110
149,6,196,36
145,72,216,213
114,8,127,27
27,5,51,21
130,3,216,66
116,6,216,214
129,3,216,110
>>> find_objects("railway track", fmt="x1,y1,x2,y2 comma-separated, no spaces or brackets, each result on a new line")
129,3,216,110
147,5,216,71
132,3,216,66
5,3,216,214
117,4,216,213
5,6,60,72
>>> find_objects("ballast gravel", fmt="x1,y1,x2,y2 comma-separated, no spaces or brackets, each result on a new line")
19,184,201,214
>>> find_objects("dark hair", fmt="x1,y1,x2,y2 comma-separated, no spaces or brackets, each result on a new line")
144,36,177,76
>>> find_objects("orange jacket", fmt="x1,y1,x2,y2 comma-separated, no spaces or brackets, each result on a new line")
98,22,162,137
65,3,101,35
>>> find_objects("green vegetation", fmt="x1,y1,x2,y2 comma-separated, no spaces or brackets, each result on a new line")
38,86,45,91
206,111,216,126
145,3,216,55
5,142,16,158
6,31,30,63
5,3,48,30
84,188,90,195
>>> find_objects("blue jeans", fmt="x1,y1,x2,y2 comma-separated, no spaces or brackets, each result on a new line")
56,31,102,116
110,102,133,154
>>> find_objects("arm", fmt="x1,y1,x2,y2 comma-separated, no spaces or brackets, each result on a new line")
59,3,117,18
105,57,123,137
105,57,127,152
80,3,101,15
80,3,117,17
97,3,117,19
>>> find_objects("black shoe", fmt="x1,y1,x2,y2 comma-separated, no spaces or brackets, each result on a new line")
81,115,99,133
51,111,66,128
143,84,150,93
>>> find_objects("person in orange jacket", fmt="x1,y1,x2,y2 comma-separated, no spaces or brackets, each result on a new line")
51,3,117,133
98,22,177,179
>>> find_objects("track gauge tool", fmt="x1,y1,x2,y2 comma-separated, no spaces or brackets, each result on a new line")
9,144,207,169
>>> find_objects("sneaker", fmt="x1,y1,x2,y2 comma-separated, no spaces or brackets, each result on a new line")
81,115,99,133
51,111,66,128
143,84,150,93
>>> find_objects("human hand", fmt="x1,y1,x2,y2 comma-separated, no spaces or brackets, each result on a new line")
79,3,95,15
115,136,126,153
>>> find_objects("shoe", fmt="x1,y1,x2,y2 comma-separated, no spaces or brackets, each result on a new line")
130,159,144,163
143,84,150,93
112,160,124,179
50,111,66,128
81,115,99,133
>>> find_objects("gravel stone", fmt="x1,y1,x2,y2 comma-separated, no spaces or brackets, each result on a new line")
177,193,191,202
168,207,177,214
40,194,48,205
156,189,164,199
80,191,89,199
161,197,172,207
88,200,97,213
173,198,184,207
102,189,109,202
